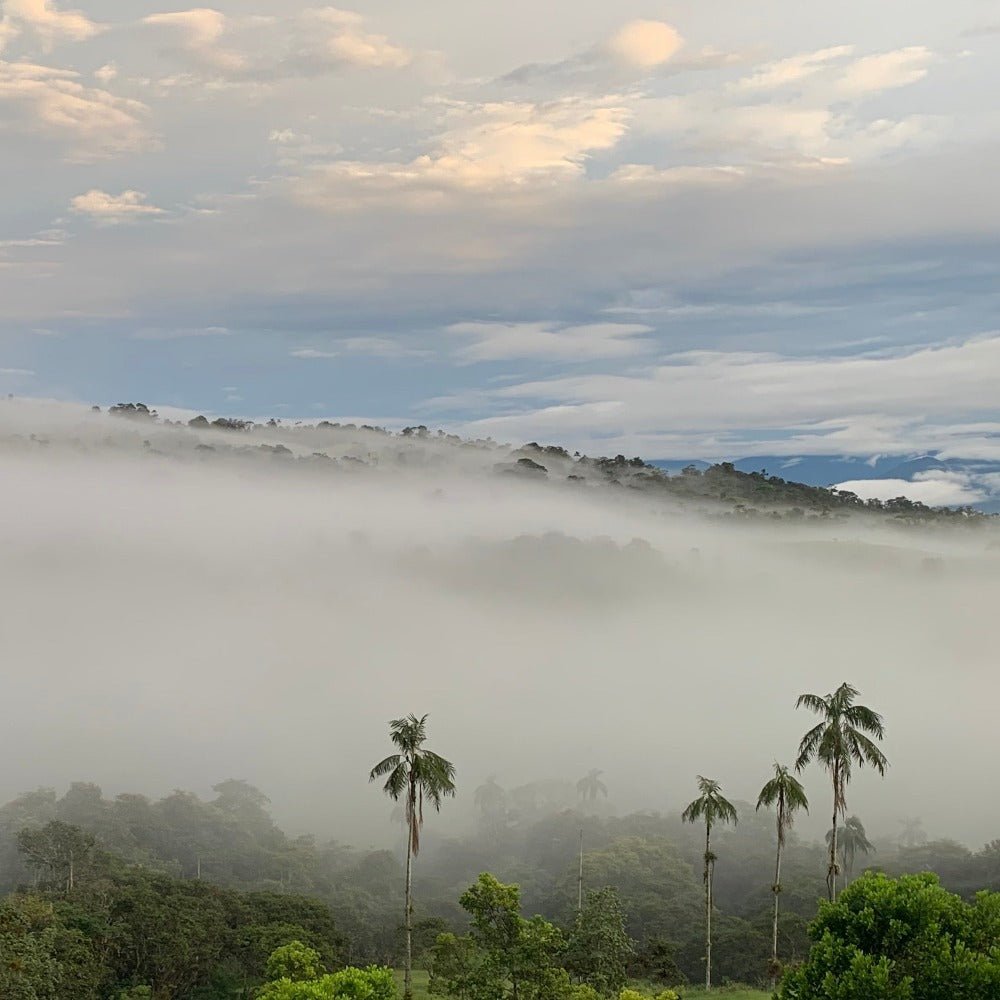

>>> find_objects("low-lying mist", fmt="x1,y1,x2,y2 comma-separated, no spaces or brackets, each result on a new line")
1,400,997,848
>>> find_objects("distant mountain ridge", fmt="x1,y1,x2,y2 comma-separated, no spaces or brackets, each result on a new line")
651,454,1000,513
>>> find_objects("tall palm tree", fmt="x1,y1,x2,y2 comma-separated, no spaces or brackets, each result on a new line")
682,776,738,991
795,682,888,902
756,763,809,986
576,768,608,802
369,714,456,1000
827,814,875,889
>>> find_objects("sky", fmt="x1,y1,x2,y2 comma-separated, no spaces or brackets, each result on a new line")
1,0,1000,460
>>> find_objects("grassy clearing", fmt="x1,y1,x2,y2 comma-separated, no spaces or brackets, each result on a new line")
394,971,771,1000
394,970,432,998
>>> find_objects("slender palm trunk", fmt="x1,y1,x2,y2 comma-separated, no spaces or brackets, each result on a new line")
771,831,782,989
705,823,712,991
827,767,839,902
404,789,414,1000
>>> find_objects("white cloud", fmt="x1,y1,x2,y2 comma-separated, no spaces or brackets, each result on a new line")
0,60,154,160
448,321,655,362
735,45,854,91
144,9,246,74
2,0,101,49
837,47,934,96
835,475,985,507
141,5,413,82
0,367,35,375
291,348,338,359
608,163,747,187
292,338,424,360
639,85,938,166
70,189,166,224
93,62,117,84
442,336,1000,457
298,96,631,204
607,20,683,69
304,7,412,69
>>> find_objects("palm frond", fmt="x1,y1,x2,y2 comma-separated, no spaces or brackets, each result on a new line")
795,722,826,771
795,692,830,713
845,704,885,738
847,731,889,774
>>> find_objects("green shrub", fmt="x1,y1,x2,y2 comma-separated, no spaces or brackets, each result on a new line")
266,942,324,983
778,872,1000,1000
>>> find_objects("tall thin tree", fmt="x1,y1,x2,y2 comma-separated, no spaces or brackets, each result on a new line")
756,763,809,987
682,776,738,991
795,682,887,901
826,814,875,890
370,714,456,1000
576,769,608,802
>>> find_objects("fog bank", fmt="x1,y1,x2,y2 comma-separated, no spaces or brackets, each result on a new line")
1,400,997,847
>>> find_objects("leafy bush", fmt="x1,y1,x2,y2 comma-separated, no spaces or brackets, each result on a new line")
777,872,1000,1000
326,966,396,999
257,944,395,1000
266,942,323,983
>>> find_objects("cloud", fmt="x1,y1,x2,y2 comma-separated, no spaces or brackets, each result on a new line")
638,81,940,167
2,0,101,49
291,348,338,359
837,47,934,96
438,335,1000,458
0,60,154,160
70,189,166,224
141,5,413,83
503,17,708,88
448,321,655,362
132,326,230,340
143,9,246,74
0,19,20,54
292,337,424,360
0,367,35,376
606,20,683,69
302,7,412,70
297,96,631,205
735,45,855,91
93,63,117,84
835,474,986,507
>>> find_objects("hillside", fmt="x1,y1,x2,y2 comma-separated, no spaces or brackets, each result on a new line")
2,400,994,528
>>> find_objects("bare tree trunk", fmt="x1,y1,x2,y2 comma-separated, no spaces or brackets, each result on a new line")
404,794,414,1000
828,770,839,903
705,824,712,991
771,834,782,989
578,829,584,912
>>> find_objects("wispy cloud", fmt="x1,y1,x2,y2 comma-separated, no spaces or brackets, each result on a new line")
70,189,166,224
2,0,102,50
447,321,655,362
0,61,154,160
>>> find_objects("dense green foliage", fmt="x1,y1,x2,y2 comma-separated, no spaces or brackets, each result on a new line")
565,888,634,996
6,775,1000,993
256,943,395,1000
0,837,344,998
777,872,1000,999
430,873,571,1000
